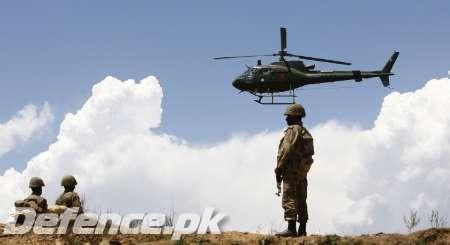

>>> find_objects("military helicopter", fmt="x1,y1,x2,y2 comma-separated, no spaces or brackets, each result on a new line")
214,27,399,104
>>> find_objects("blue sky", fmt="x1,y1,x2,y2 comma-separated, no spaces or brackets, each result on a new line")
1,1,449,172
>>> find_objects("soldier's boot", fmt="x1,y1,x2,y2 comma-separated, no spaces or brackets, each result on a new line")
275,220,297,237
298,220,307,237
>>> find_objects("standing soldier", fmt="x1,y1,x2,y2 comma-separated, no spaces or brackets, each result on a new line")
15,177,48,213
275,103,314,237
55,175,84,213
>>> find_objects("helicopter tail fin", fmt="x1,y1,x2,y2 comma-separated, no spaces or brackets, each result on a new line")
379,51,399,87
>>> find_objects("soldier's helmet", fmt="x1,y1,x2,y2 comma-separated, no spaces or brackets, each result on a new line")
61,175,78,187
284,103,305,118
29,177,45,188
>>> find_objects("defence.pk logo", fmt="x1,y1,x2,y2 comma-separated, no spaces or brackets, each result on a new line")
5,207,227,240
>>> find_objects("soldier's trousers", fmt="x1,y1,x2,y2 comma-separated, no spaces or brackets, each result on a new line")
282,174,308,222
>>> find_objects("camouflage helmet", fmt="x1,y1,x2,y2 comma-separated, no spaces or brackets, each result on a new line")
284,103,305,117
29,177,45,188
61,175,77,187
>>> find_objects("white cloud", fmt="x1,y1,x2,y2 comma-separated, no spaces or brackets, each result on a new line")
0,103,52,157
1,75,450,235
334,78,450,233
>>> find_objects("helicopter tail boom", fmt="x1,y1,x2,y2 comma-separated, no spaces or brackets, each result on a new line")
379,51,399,87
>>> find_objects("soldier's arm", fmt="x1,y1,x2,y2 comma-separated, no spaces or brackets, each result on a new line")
277,127,300,170
26,200,39,211
14,200,25,207
39,199,48,213
302,129,315,165
72,194,84,213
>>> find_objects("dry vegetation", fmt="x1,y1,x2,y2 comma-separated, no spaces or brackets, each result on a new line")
2,223,450,245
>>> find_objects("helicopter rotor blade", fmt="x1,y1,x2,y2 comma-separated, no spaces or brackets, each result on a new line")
280,27,287,51
213,54,274,60
286,53,352,65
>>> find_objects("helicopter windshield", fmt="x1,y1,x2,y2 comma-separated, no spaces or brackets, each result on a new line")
241,66,272,78
241,68,258,78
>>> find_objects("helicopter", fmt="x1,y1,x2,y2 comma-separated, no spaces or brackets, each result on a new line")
214,27,399,104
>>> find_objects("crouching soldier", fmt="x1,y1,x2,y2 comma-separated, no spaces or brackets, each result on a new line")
55,175,84,214
15,177,48,213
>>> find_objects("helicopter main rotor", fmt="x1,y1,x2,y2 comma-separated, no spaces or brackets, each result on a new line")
213,27,352,66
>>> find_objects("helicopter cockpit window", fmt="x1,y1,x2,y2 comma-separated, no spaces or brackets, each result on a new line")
241,67,270,78
248,68,258,78
260,67,271,75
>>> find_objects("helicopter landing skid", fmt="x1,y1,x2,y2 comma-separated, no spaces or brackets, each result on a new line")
249,92,297,105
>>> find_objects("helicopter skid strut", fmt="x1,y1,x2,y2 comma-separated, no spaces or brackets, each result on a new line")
250,91,297,105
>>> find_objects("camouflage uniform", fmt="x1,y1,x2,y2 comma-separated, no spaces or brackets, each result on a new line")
277,123,314,222
14,177,48,213
56,175,84,213
15,194,48,213
55,192,83,213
